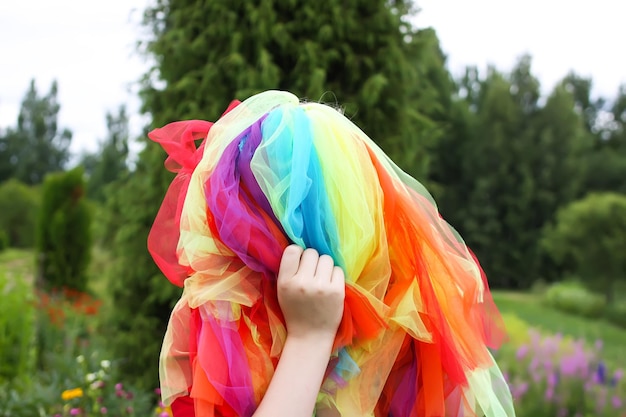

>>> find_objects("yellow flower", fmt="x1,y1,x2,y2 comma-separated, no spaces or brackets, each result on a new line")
61,387,84,401
155,405,173,416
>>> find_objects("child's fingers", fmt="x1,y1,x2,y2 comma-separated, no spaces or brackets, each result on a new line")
314,254,335,281
331,266,345,289
297,248,320,276
278,245,303,281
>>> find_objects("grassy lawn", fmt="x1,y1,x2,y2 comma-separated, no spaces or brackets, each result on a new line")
493,291,626,366
0,247,110,297
0,248,34,282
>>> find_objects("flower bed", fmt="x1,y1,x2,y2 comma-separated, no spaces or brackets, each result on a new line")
498,328,626,416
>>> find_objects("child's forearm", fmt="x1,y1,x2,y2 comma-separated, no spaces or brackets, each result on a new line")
252,335,334,417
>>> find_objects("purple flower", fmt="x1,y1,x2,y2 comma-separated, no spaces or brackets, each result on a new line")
543,359,554,373
612,395,622,409
594,339,604,352
545,387,555,402
70,409,81,416
516,345,529,361
155,387,162,395
529,329,541,346
542,336,560,355
614,369,624,383
597,362,607,384
115,382,123,391
547,371,558,387
159,413,170,417
512,382,529,399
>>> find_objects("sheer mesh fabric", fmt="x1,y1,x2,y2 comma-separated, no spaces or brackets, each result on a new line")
150,91,515,417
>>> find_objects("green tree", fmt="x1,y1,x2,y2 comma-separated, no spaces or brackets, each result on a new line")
107,0,448,387
541,193,626,304
0,80,72,184
561,72,604,136
36,167,91,292
462,68,533,288
576,83,626,196
83,105,130,202
509,54,540,117
528,83,592,280
432,58,592,288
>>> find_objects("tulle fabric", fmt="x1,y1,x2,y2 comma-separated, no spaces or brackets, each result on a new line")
151,91,515,417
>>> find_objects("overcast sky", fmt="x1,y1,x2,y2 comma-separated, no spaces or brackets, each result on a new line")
1,0,624,155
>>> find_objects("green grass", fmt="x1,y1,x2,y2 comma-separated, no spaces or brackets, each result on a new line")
0,248,34,283
493,291,626,366
0,246,110,296
86,244,112,299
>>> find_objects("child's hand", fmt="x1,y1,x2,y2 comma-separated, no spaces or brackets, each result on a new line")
253,246,345,417
277,245,345,342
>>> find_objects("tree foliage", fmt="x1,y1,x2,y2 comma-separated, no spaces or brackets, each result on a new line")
0,80,72,185
430,57,592,288
541,193,626,304
83,105,130,202
140,0,444,178
36,167,91,292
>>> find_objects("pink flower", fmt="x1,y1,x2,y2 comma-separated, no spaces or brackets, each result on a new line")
115,383,123,391
612,396,623,409
547,371,558,388
595,339,604,352
512,382,529,399
516,345,529,361
70,409,81,416
100,407,108,414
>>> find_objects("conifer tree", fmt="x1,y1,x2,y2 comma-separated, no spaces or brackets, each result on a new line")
0,80,72,184
36,167,91,291
84,106,130,202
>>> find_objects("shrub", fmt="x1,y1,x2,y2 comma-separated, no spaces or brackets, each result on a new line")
544,281,606,319
36,167,92,292
0,179,39,248
605,304,626,329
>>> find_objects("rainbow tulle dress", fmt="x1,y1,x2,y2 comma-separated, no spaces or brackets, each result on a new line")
148,91,516,417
